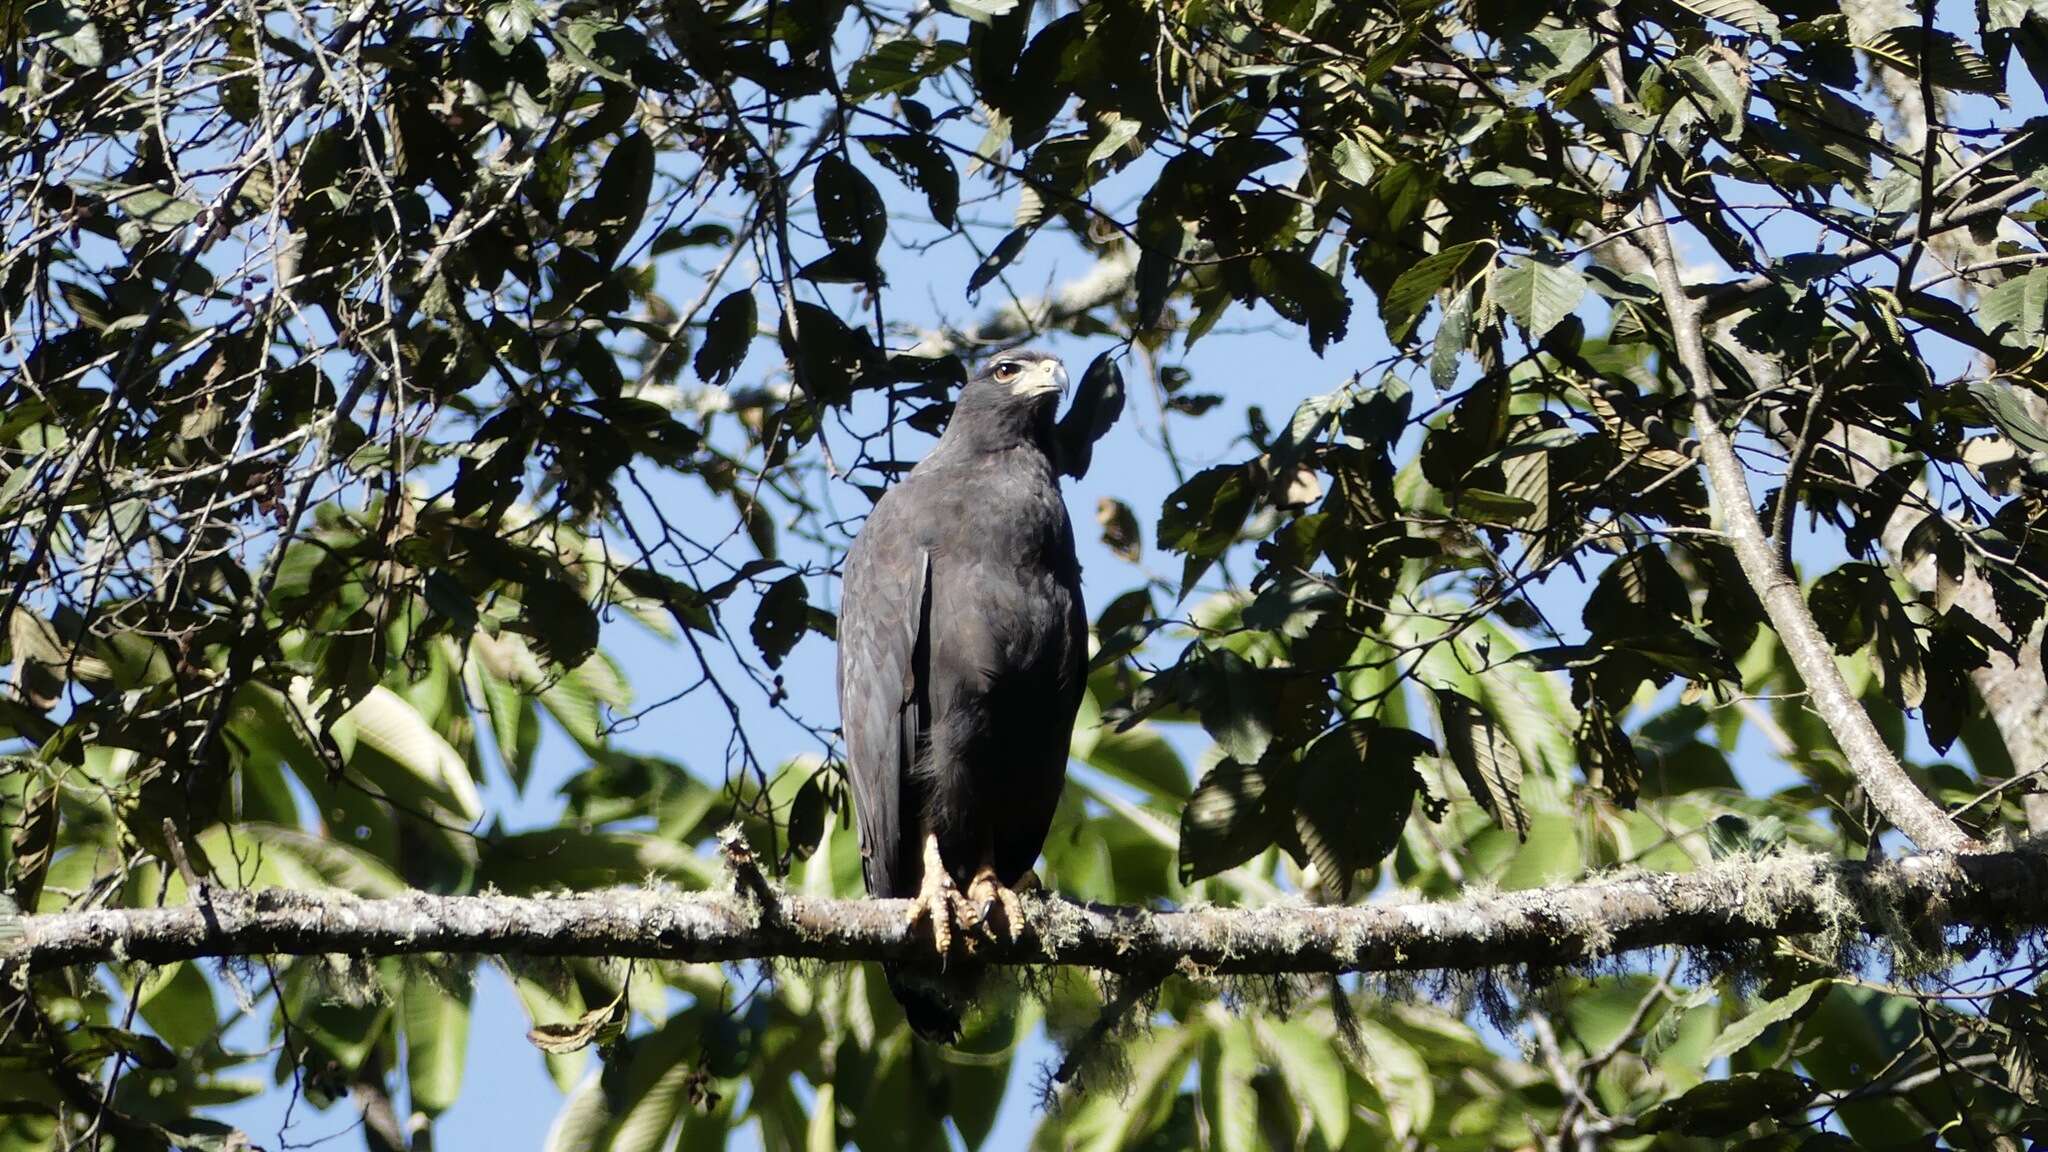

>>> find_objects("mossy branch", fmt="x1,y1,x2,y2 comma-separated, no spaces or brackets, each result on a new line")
7,848,2047,976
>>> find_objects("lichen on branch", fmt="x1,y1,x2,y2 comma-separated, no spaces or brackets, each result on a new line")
9,847,2046,977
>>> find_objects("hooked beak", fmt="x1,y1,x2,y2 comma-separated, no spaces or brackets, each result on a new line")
1012,358,1068,399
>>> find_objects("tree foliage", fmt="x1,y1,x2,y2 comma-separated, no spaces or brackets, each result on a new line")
7,0,2048,1147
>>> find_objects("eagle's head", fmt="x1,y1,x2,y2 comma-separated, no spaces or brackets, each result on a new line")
940,349,1069,454
965,349,1068,407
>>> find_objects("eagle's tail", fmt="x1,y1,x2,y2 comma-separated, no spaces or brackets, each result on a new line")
884,964,974,1044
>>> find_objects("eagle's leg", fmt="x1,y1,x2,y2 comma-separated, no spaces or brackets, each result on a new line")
966,867,1025,943
906,833,972,960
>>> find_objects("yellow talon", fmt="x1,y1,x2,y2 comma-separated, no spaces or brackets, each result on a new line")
905,834,973,962
967,867,1025,943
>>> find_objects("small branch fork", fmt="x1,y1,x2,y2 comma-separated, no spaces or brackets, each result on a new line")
1593,18,1978,856
9,847,2048,976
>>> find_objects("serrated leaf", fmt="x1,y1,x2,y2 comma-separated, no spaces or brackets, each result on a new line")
1180,758,1276,883
1672,0,1779,37
1978,268,2048,348
1670,52,1749,140
1433,687,1528,837
1291,721,1428,897
1859,26,2003,95
1381,241,1489,344
1490,256,1586,338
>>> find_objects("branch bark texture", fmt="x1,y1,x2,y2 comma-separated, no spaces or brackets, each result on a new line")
1596,25,1977,855
8,848,2047,976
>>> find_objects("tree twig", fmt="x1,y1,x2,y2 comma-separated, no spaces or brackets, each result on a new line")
1596,18,1977,855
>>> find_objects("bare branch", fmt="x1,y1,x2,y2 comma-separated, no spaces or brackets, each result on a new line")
1596,23,1977,855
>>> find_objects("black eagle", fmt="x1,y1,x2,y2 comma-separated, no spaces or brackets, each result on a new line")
837,349,1115,1042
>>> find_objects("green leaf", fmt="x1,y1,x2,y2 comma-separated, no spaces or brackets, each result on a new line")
1433,687,1528,838
1352,1018,1434,1139
1419,374,1510,490
483,0,538,42
846,39,969,100
1180,758,1277,883
1054,1027,1200,1151
1256,1017,1349,1148
26,0,102,67
1249,251,1351,354
937,0,1020,22
473,661,541,790
1200,1021,1261,1152
1381,241,1489,343
1702,980,1826,1064
1430,284,1474,393
966,226,1034,296
1639,1069,1816,1136
1670,52,1749,140
1157,464,1257,594
1499,812,1580,889
404,970,472,1117
117,187,204,232
1859,26,2003,95
787,768,829,860
566,130,654,266
480,828,718,893
518,576,601,669
334,686,482,821
1978,268,2048,348
136,962,218,1052
223,823,405,897
556,16,646,82
1289,721,1428,897
1489,256,1586,339
1079,724,1189,800
77,1026,177,1070
807,153,887,283
544,1074,614,1152
1672,0,1779,37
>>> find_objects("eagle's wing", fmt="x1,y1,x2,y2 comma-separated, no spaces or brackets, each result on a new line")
837,489,930,900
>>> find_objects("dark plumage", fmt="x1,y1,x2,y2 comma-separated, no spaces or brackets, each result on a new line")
837,349,1089,1042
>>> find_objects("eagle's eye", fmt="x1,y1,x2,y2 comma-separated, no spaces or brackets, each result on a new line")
992,361,1020,381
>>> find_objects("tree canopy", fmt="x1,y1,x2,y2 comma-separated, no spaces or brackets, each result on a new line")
8,0,2048,1147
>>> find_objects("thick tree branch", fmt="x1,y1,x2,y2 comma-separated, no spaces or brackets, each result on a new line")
1597,27,1978,855
8,848,2048,976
